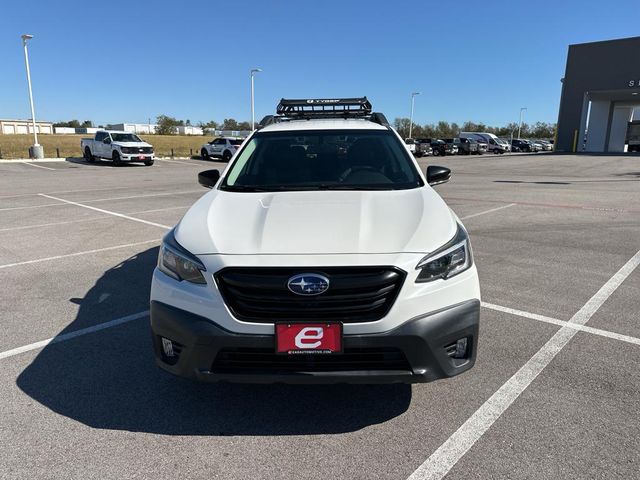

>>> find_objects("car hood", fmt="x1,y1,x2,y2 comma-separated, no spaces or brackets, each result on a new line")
174,187,457,256
114,141,153,148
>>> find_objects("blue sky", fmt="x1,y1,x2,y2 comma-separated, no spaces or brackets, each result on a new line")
0,0,638,127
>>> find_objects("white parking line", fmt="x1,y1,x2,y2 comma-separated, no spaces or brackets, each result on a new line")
157,158,207,166
0,239,159,270
0,190,200,212
482,302,640,347
0,205,189,233
0,311,149,360
407,249,640,480
0,185,136,199
84,190,201,203
39,194,171,229
460,203,517,220
0,202,70,212
20,161,56,171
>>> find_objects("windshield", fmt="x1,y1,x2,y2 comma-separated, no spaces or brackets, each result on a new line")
221,130,424,192
111,133,142,142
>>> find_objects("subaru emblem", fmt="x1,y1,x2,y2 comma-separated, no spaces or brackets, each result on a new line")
287,273,330,296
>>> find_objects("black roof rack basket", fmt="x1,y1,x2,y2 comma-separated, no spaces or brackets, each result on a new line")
277,97,372,118
258,97,389,128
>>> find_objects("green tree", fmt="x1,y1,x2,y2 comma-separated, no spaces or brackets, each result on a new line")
197,120,219,135
222,118,239,130
156,115,180,135
81,120,93,128
53,119,81,128
393,117,421,139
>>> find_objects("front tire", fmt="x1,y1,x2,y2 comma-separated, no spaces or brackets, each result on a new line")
201,149,210,160
144,160,154,166
112,151,122,166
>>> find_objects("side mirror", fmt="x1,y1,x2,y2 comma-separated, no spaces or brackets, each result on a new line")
426,165,451,186
198,169,220,189
103,138,111,144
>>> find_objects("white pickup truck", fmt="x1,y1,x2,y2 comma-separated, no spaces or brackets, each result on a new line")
200,137,244,162
81,130,155,166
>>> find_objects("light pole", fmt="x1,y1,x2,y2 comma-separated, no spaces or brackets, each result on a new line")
250,68,262,131
517,107,527,140
409,92,420,139
21,34,43,159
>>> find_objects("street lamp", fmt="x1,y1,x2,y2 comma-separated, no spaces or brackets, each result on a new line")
21,34,43,159
409,92,420,139
250,68,262,131
517,107,527,140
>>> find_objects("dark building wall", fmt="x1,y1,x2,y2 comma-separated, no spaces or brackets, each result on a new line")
556,36,640,152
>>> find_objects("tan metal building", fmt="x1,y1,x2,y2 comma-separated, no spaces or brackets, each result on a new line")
0,119,53,135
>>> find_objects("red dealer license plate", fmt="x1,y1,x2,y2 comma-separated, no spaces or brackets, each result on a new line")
276,323,342,354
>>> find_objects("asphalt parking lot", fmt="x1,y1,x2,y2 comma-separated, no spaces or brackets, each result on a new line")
1,153,639,479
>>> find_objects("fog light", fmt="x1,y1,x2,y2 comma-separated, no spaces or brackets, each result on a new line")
453,338,468,359
161,337,175,357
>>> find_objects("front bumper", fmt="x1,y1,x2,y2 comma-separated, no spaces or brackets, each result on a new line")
121,153,154,162
150,299,480,384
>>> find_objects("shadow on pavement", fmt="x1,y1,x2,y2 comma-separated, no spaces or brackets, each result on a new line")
65,157,147,167
17,247,411,436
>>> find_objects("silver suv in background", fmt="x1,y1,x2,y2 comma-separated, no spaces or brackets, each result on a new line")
201,137,245,161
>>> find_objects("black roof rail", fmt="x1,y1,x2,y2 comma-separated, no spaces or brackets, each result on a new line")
257,97,390,128
257,115,277,129
370,112,390,127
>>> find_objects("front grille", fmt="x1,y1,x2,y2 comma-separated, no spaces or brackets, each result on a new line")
215,267,406,323
212,347,410,373
124,147,153,154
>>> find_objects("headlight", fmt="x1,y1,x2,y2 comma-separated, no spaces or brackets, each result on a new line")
158,229,207,284
121,147,133,154
415,223,472,282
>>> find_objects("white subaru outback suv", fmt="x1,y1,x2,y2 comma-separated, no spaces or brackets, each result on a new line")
150,97,480,384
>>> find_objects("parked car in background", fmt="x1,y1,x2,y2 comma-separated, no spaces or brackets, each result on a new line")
528,140,544,152
460,132,509,154
511,139,534,152
444,138,478,155
498,138,513,151
415,139,433,156
81,130,154,166
430,139,458,156
476,140,488,154
405,138,418,156
537,140,554,151
467,138,484,155
201,137,244,161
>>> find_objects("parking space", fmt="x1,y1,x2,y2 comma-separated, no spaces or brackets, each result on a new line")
1,154,638,479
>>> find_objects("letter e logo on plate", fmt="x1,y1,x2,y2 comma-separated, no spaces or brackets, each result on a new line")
294,327,323,349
